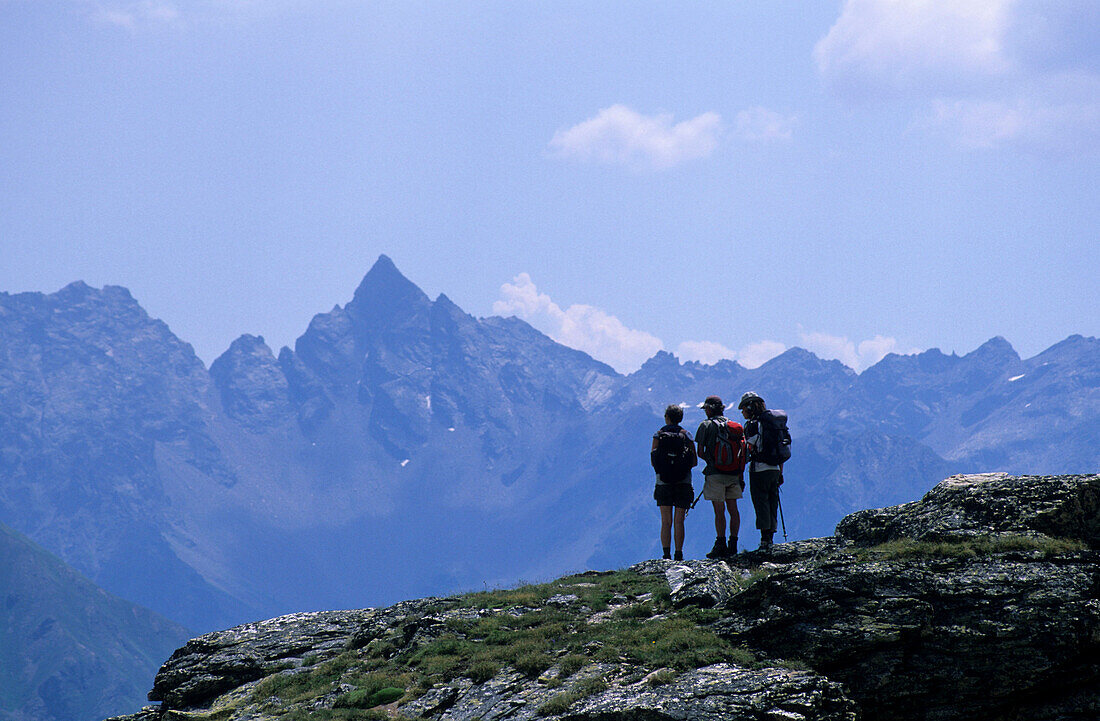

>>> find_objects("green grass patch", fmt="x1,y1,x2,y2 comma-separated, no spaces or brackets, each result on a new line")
646,669,676,687
468,659,499,683
559,654,587,678
861,534,1087,560
250,568,754,714
538,691,578,717
277,710,391,721
536,675,609,717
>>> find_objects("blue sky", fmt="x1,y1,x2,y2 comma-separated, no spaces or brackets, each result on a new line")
2,1,1097,373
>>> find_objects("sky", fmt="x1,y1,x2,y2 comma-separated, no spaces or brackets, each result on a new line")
2,1,1097,373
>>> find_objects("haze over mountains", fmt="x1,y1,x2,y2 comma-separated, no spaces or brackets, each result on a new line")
1,255,1097,643
0,522,189,721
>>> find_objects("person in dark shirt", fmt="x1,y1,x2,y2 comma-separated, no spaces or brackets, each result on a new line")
739,391,782,550
650,404,697,560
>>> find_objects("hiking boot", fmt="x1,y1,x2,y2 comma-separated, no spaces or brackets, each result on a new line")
706,537,727,559
758,531,774,551
725,538,738,557
673,550,684,561
662,548,672,560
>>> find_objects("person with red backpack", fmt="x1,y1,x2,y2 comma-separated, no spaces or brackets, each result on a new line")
650,404,698,560
694,396,747,558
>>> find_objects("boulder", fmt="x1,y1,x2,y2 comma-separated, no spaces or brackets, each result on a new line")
836,473,1100,546
149,610,369,709
716,473,1100,721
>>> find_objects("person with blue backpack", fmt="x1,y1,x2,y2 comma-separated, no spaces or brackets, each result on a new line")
694,396,747,558
738,391,792,551
650,404,698,560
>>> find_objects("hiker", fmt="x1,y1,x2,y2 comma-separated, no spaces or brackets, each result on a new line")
738,391,789,550
650,404,697,560
694,396,746,558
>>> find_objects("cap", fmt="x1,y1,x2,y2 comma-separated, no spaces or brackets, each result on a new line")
697,395,724,409
738,391,764,409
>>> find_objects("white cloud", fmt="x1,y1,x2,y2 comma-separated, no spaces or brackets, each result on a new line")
925,98,1031,148
493,273,663,373
735,340,788,369
814,0,1014,95
675,341,737,366
675,339,787,369
816,0,1100,152
733,107,798,142
798,331,913,372
922,82,1100,150
492,275,909,375
77,0,314,29
549,105,722,170
91,1,180,28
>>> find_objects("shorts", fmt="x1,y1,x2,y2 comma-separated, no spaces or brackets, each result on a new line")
654,482,694,509
702,473,745,502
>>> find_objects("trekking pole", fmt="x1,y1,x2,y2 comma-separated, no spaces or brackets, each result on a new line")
777,487,788,542
689,489,704,511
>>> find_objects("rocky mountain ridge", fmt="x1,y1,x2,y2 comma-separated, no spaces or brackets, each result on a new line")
2,256,1098,637
107,473,1100,721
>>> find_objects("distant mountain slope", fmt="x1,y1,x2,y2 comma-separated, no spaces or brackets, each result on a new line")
0,282,261,631
0,522,190,721
1,256,1097,641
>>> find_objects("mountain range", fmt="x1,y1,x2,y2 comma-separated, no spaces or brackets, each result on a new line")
1,255,1097,644
0,521,189,721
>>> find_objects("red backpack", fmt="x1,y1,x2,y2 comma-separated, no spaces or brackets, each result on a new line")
711,419,747,474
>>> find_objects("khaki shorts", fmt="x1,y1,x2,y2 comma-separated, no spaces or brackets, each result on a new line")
703,473,745,501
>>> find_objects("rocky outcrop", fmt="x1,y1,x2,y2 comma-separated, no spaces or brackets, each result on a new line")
718,547,1100,721
715,473,1100,721
107,473,1099,721
836,472,1100,546
209,334,294,433
400,663,857,721
148,610,369,708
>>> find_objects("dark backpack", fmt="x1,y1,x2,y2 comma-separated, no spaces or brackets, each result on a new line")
652,429,694,483
711,419,747,474
754,410,792,466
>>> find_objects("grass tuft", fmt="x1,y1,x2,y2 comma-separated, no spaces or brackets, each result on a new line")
861,534,1086,560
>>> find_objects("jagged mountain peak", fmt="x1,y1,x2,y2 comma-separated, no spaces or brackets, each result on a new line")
637,350,680,372
43,281,143,312
1032,333,1098,361
432,292,463,313
211,334,277,369
760,346,856,376
59,279,92,294
965,336,1020,363
347,255,431,320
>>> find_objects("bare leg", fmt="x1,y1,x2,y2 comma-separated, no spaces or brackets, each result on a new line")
659,505,673,549
673,508,686,552
711,500,726,538
725,499,740,542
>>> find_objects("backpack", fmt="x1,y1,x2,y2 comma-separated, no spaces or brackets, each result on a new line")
710,419,747,474
754,410,792,466
652,429,695,483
